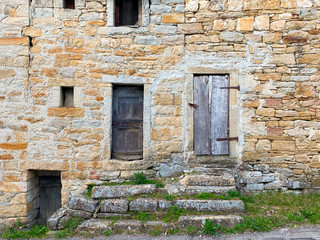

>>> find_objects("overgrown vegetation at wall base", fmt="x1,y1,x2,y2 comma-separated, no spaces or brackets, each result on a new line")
1,220,48,239
222,192,320,234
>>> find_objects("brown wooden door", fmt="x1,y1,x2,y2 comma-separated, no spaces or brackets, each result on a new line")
112,85,143,160
39,176,62,225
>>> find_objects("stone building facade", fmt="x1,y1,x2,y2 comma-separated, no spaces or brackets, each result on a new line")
1,0,320,225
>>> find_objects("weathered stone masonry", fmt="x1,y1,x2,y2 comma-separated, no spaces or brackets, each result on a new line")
1,0,320,225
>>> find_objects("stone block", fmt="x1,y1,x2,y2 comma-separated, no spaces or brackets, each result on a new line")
268,54,295,65
178,23,203,34
129,199,158,212
22,27,42,38
67,196,98,213
243,0,263,10
48,108,85,117
150,5,172,13
237,17,254,31
112,220,143,233
68,209,93,219
264,0,280,9
296,0,313,7
209,0,226,11
246,184,264,191
78,219,112,233
0,143,28,150
0,37,29,46
0,69,16,79
180,175,235,186
254,15,269,30
161,13,184,24
100,199,129,213
175,200,245,213
47,207,68,230
272,141,295,151
91,184,156,198
186,0,199,11
178,215,243,229
54,54,71,67
220,32,244,42
295,86,316,99
158,200,172,210
228,0,243,10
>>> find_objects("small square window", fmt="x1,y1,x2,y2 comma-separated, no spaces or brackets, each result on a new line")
63,0,75,9
60,87,74,107
107,0,149,27
115,0,141,26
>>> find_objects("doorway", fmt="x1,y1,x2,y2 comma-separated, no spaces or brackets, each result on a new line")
112,85,144,160
38,172,62,225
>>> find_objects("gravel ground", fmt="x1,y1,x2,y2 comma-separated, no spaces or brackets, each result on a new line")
36,225,320,240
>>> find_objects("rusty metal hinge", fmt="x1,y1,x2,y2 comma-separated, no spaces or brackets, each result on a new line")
220,85,240,91
216,137,238,142
188,103,198,108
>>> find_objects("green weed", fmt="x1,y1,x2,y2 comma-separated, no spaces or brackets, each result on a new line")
1,220,49,240
137,212,150,222
186,225,198,235
164,194,174,201
201,218,220,236
163,205,187,223
130,172,148,184
85,184,96,198
103,230,111,236
54,217,84,238
155,181,164,188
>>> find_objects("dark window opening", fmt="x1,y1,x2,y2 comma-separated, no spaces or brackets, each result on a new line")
63,0,75,9
60,87,74,107
115,0,141,26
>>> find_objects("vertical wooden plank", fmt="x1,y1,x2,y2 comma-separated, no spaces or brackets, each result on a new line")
194,75,211,155
211,75,229,155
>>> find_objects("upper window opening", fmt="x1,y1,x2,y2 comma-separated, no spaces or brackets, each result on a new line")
115,0,141,26
63,0,75,9
60,87,74,107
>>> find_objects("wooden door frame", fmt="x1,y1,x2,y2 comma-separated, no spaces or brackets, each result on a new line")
102,80,152,161
184,68,240,159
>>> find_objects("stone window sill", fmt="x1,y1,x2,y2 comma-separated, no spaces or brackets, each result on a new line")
48,107,85,117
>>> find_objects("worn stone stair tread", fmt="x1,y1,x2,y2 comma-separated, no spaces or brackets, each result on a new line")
78,215,242,233
175,199,245,213
181,175,235,186
178,215,243,228
185,186,236,195
91,184,156,198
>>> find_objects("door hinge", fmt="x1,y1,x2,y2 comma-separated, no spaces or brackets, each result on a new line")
188,103,198,108
216,137,238,142
220,85,240,91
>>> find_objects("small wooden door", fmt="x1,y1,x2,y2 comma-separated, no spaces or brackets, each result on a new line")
39,176,62,225
112,85,143,160
194,75,230,155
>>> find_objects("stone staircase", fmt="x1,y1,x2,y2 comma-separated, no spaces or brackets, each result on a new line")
48,182,244,235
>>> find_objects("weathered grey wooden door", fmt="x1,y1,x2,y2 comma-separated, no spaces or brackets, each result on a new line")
112,85,143,160
194,75,230,155
39,176,62,225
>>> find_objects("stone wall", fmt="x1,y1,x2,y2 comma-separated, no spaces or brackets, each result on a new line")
1,0,320,225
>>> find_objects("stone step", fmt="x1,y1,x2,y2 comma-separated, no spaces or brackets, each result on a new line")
181,175,235,187
175,200,245,213
177,215,243,229
91,184,156,199
185,186,236,195
78,215,243,234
